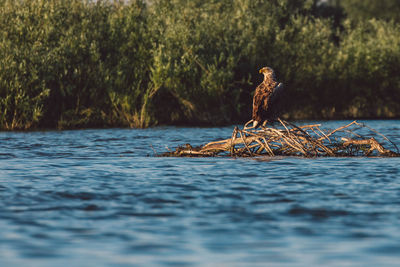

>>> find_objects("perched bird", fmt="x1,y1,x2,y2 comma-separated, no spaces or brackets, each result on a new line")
252,66,284,128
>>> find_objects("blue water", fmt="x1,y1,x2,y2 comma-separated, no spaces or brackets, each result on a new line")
1,120,400,266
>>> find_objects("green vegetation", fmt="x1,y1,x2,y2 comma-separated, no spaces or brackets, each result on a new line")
332,0,400,23
0,0,399,130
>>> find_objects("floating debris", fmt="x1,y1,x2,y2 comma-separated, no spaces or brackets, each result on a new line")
160,120,399,158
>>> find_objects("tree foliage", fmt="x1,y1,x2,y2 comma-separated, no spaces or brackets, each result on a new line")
0,0,399,130
329,0,400,23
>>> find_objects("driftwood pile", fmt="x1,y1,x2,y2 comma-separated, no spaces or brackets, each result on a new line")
160,120,399,158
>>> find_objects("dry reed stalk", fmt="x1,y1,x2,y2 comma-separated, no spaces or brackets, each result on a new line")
160,119,399,158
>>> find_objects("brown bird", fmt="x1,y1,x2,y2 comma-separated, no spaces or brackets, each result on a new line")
252,67,284,128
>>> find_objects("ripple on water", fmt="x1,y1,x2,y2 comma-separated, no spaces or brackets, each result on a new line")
287,205,350,220
1,122,400,266
0,153,16,159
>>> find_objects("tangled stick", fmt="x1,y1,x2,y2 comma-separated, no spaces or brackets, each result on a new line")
160,120,399,157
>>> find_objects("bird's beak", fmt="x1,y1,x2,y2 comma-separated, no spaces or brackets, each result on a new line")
259,69,263,73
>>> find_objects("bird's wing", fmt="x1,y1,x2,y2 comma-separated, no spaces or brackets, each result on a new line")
252,89,265,122
268,83,285,110
269,83,284,105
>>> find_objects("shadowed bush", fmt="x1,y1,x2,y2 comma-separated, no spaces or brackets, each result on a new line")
0,0,151,129
0,0,400,130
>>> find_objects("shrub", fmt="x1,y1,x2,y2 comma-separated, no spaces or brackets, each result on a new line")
0,0,399,130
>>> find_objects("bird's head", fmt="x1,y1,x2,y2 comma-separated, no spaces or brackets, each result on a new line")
259,66,275,81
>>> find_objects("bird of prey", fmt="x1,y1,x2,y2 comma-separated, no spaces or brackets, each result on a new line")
251,66,284,128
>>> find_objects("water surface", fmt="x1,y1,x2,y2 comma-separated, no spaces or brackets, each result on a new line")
1,120,400,266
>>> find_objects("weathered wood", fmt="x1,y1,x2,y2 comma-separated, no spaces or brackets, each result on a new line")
160,120,400,158
341,137,392,156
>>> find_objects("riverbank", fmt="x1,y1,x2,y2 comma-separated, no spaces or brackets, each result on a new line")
1,0,399,130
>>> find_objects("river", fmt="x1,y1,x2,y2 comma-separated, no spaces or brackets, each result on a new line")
1,120,400,266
